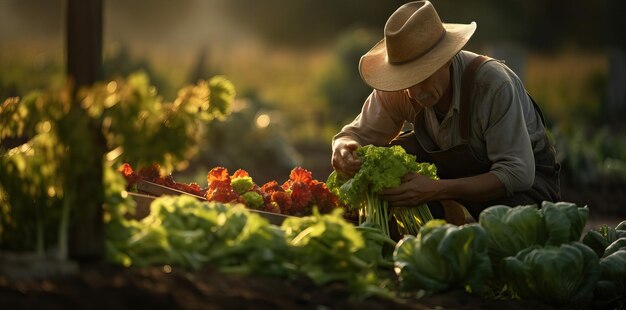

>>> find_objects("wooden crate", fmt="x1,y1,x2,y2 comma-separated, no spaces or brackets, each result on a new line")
136,180,205,200
127,192,155,220
131,180,291,226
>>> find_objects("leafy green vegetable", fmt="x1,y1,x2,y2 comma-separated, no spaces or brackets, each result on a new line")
327,145,435,237
281,209,391,298
595,249,626,302
393,220,492,294
107,198,393,299
479,202,589,267
604,237,626,258
208,213,293,278
241,191,264,209
231,176,254,195
583,224,626,258
541,201,589,246
479,204,546,266
502,242,600,307
591,232,626,304
354,222,397,269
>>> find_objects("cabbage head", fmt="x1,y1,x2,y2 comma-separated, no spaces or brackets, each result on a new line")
393,220,492,293
502,242,600,307
479,204,546,265
541,201,589,246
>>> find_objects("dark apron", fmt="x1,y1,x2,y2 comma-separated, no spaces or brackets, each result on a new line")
390,55,561,220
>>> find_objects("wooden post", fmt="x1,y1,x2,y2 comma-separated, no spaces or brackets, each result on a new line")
67,0,102,87
66,0,105,261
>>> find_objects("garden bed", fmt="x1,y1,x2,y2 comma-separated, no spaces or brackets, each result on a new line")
0,263,556,310
0,175,622,310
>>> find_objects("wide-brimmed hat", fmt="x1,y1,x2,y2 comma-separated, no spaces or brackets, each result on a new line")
359,1,476,91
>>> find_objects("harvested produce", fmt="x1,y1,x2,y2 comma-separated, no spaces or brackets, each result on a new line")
327,145,436,237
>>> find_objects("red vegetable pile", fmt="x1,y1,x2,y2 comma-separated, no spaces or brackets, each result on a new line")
119,163,353,218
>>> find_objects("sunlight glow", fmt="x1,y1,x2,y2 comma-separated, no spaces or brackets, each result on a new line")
255,113,270,128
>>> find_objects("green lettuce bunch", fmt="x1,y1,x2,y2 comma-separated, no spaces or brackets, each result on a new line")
327,145,435,237
281,209,390,297
393,220,492,294
108,195,290,273
502,242,600,307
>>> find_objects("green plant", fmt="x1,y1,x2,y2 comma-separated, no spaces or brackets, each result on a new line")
502,242,600,307
0,72,234,259
393,220,492,294
327,145,435,237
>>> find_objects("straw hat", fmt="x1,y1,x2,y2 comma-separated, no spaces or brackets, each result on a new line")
359,1,476,91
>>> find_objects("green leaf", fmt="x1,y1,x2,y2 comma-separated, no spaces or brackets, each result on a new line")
583,229,611,258
596,249,626,300
604,237,626,258
478,204,546,264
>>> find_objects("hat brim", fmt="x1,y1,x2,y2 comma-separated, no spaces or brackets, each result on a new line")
359,22,476,92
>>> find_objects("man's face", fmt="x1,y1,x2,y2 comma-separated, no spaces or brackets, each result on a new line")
405,60,452,108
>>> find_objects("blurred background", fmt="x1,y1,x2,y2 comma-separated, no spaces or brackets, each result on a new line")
1,0,625,216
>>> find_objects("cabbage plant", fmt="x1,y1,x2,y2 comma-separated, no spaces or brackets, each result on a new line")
479,204,546,265
393,220,492,294
583,220,626,258
502,242,600,307
479,201,589,268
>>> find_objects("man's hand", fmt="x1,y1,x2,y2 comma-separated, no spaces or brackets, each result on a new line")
379,172,440,206
331,140,363,177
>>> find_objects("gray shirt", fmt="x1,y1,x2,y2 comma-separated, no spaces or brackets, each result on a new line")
333,50,547,196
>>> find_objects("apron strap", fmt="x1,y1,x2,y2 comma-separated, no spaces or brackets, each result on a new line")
460,55,492,140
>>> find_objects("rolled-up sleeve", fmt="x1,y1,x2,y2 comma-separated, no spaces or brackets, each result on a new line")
332,90,412,149
483,82,535,196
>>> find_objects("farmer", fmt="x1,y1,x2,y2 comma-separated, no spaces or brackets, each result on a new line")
331,1,560,225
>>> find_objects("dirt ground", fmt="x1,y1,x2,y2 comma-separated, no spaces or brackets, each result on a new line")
0,263,560,310
560,182,626,231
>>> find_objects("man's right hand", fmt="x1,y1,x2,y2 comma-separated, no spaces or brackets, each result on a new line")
331,140,363,178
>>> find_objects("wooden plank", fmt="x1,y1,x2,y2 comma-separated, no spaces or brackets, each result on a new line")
127,192,155,220
136,180,206,200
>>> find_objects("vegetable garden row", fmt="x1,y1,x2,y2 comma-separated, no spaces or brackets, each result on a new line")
105,159,626,309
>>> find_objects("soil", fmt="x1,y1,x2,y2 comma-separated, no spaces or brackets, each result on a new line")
0,262,558,310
